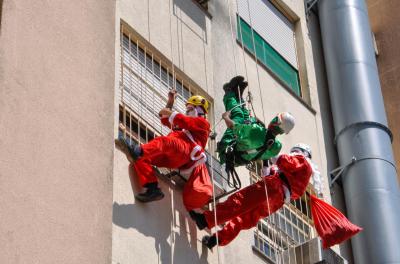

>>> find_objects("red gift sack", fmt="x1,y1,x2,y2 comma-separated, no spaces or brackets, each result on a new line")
182,163,213,211
310,194,362,248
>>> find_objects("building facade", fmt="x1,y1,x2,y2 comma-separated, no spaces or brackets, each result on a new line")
112,0,346,263
2,0,387,263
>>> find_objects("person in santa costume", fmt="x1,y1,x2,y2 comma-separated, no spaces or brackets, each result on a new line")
115,90,212,211
190,143,362,249
217,76,295,167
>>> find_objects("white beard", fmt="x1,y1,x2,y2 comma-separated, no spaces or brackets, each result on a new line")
186,108,198,117
186,106,205,117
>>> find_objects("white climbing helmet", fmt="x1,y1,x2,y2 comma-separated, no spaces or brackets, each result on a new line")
290,143,312,159
278,112,295,134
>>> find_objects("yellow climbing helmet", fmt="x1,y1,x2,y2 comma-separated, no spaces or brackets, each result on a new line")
186,95,209,113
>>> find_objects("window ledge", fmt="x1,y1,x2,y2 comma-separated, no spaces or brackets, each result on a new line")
191,0,212,19
251,246,276,264
236,40,316,115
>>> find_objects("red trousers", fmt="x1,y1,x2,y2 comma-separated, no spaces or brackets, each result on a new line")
182,163,212,211
204,175,285,246
133,136,212,210
133,136,193,186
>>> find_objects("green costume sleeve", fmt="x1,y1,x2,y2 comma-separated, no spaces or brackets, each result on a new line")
258,140,282,160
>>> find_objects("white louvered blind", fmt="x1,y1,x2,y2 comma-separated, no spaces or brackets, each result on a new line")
121,34,194,136
237,0,298,69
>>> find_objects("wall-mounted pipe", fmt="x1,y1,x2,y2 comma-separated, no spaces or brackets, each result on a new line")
318,0,400,263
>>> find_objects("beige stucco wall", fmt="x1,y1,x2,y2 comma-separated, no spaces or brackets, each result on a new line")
117,0,213,95
0,1,115,263
367,0,400,182
211,0,332,202
112,0,342,263
112,0,219,263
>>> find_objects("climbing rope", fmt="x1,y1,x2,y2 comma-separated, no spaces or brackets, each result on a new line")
231,0,275,258
209,101,246,140
120,25,128,142
243,0,290,260
233,0,300,262
167,0,178,259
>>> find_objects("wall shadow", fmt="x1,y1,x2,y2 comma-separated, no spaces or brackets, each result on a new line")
113,163,209,263
174,0,206,32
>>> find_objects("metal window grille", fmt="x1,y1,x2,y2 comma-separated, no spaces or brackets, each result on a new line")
119,28,236,199
249,163,316,262
120,33,199,137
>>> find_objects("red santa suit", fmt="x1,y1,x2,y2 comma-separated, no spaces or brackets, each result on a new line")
133,111,212,210
203,154,312,246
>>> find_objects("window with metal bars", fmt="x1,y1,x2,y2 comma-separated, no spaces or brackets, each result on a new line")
119,27,238,200
248,163,316,262
120,33,197,137
118,105,157,144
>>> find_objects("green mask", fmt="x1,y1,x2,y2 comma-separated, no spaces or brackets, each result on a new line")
268,116,284,135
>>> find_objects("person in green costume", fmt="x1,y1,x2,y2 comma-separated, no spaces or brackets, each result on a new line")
217,76,295,167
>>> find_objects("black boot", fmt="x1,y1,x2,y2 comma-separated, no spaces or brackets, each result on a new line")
236,79,248,98
115,137,142,162
223,82,232,92
189,210,208,230
202,235,217,250
135,182,164,203
223,75,245,93
229,75,245,89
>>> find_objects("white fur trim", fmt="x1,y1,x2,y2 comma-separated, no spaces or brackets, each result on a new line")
282,185,291,203
179,154,207,178
262,166,271,176
196,106,205,115
168,111,179,125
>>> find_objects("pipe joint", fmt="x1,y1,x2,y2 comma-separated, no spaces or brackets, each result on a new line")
334,121,393,145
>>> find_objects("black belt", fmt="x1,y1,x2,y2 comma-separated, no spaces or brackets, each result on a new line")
279,172,291,194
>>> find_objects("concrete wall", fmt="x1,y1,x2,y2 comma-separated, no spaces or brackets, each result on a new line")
0,1,115,263
367,0,400,181
112,0,219,263
113,0,343,263
0,0,350,263
210,0,333,202
117,0,213,95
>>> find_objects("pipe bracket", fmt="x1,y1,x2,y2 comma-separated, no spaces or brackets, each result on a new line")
329,156,397,187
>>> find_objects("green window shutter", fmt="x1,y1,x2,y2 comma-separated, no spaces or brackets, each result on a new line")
237,17,254,53
237,16,301,96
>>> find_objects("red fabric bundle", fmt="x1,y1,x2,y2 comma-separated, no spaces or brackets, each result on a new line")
311,194,362,248
182,163,213,211
276,154,313,200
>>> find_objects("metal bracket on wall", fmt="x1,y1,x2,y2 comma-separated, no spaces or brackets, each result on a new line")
305,0,319,19
330,156,397,187
329,157,357,187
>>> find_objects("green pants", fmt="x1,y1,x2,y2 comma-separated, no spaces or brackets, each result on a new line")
217,92,250,164
217,92,281,165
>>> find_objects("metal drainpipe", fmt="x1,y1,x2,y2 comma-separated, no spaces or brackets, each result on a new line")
317,0,400,263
